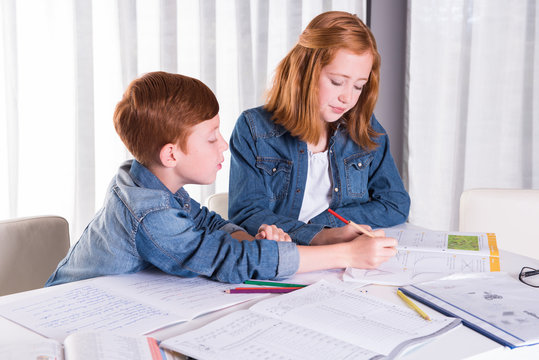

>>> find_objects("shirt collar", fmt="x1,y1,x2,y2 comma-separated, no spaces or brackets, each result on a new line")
129,160,190,202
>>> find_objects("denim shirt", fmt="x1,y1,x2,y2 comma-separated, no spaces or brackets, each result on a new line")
46,160,299,286
229,106,410,245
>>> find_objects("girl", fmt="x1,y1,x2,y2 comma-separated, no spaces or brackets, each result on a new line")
229,11,409,249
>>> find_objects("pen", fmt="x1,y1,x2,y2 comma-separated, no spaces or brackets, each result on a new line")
243,280,307,288
226,288,300,294
397,290,431,321
327,209,376,237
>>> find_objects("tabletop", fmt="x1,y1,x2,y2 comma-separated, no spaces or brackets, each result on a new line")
1,249,538,359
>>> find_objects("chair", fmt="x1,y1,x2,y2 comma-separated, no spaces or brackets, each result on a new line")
0,215,70,296
459,189,539,260
206,192,229,220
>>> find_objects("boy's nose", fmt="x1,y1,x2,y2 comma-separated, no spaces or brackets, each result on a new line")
220,137,229,152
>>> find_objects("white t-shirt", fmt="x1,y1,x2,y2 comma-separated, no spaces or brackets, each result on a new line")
298,150,332,223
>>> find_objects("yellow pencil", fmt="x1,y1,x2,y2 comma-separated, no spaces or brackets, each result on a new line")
397,290,431,321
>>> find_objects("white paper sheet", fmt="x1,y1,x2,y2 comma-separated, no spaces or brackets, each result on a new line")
344,228,499,286
0,269,266,342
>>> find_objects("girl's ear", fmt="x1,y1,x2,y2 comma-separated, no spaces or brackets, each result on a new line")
159,143,179,168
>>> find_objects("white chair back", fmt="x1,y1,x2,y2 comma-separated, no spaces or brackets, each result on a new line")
206,192,229,220
459,189,539,260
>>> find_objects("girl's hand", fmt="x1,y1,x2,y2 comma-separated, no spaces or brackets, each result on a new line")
255,224,292,242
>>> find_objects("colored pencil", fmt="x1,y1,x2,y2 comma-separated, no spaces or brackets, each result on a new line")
226,288,300,294
243,280,307,288
397,290,431,321
327,209,376,238
233,287,304,291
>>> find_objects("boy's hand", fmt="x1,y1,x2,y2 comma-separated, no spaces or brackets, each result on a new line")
255,224,292,242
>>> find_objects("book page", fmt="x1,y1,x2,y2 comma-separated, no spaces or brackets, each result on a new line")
64,332,164,360
385,228,498,256
344,249,499,286
0,270,265,342
0,339,63,360
343,228,500,286
249,281,460,357
162,281,460,359
0,282,179,342
161,310,380,360
96,269,267,318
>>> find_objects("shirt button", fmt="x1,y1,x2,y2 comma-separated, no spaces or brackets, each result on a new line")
334,187,339,192
296,188,301,193
358,162,363,168
300,149,305,154
272,168,277,172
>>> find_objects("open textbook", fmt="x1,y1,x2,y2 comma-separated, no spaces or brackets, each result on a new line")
0,269,266,342
0,332,168,360
400,272,539,349
344,228,500,285
160,280,461,360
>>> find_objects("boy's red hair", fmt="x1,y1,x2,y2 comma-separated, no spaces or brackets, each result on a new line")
114,72,219,166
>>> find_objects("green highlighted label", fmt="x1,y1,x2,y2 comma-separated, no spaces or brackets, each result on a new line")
448,235,479,251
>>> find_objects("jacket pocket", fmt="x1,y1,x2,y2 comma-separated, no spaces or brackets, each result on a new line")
256,157,292,200
344,153,373,198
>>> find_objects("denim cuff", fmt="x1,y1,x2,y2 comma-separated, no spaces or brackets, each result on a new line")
219,223,245,234
275,242,300,278
289,223,326,246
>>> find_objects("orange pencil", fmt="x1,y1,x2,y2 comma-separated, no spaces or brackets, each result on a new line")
327,209,376,238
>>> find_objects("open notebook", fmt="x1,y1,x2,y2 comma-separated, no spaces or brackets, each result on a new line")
160,280,461,360
345,228,499,285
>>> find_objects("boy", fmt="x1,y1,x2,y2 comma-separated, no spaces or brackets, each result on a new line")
47,72,396,286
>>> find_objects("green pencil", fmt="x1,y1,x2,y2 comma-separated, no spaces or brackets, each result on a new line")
243,280,308,288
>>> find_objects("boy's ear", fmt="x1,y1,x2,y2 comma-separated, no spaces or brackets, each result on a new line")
159,143,180,168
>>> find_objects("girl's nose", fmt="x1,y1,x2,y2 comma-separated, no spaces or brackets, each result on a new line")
338,86,353,104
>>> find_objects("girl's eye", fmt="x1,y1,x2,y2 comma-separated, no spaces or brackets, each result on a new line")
330,79,342,86
354,86,363,91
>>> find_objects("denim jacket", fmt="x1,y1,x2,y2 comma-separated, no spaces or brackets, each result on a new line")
46,160,299,286
229,106,410,245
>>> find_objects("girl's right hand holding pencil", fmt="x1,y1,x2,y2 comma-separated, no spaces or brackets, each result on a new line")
346,229,398,269
296,229,398,273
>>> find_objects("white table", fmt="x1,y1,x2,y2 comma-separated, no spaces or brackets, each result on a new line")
1,250,538,359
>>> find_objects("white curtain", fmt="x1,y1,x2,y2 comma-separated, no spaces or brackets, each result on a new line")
405,0,539,231
0,0,366,242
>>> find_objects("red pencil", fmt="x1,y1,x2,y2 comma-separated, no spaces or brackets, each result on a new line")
327,209,376,237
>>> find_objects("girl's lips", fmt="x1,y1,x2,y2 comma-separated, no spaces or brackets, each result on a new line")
330,105,346,114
